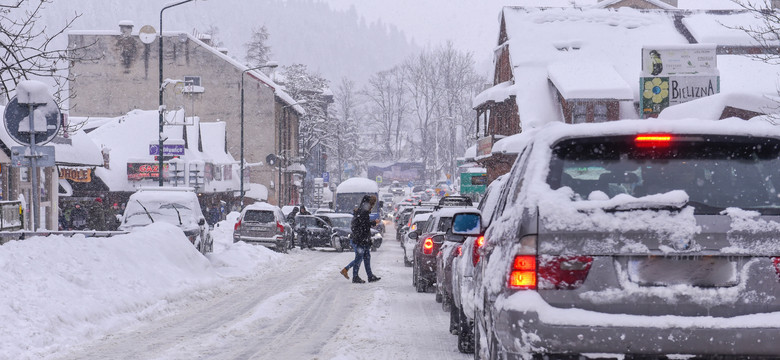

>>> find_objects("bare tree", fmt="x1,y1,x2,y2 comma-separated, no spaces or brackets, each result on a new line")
403,49,443,183
728,1,780,64
329,77,361,183
362,66,408,160
244,25,272,67
0,0,88,104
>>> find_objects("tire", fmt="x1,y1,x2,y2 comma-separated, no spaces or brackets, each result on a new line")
450,304,460,335
404,256,412,267
457,307,475,354
333,236,343,252
435,289,443,303
414,263,427,292
442,295,451,313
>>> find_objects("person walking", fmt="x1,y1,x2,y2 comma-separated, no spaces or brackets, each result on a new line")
339,195,381,284
87,197,106,231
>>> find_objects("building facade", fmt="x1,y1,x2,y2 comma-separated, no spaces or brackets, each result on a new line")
68,22,303,206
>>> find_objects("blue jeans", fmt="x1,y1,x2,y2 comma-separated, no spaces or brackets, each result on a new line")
345,240,373,279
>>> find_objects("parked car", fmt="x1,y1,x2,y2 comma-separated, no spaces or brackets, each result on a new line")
120,187,212,254
471,119,780,359
296,213,382,251
450,174,508,354
402,213,432,267
437,195,473,208
410,207,469,293
435,207,480,315
232,202,293,252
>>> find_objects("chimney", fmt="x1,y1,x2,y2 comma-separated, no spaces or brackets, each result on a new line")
198,34,212,46
118,20,134,37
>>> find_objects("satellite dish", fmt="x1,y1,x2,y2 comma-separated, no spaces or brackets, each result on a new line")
139,25,156,44
266,154,278,166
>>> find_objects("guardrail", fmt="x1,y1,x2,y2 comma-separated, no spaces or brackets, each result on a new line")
0,230,129,245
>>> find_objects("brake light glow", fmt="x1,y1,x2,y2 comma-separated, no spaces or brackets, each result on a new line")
509,255,537,290
472,236,485,267
422,237,434,255
276,221,285,233
773,257,780,281
635,134,672,148
456,245,463,257
234,219,242,231
411,224,417,231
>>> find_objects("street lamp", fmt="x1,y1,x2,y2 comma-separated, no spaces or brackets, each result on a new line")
158,0,202,186
240,61,279,208
278,100,306,205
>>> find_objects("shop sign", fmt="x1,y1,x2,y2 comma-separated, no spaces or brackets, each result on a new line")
59,167,92,183
640,76,719,118
127,162,170,181
477,136,493,157
641,45,717,77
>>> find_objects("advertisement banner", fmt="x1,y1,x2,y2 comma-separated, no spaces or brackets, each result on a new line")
477,136,493,157
641,45,717,77
127,163,170,181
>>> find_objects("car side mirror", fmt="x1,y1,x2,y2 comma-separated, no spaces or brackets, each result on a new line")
198,218,206,226
408,232,418,240
452,212,482,236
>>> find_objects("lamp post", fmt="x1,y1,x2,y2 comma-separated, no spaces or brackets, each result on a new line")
278,100,306,206
240,62,279,208
158,0,200,186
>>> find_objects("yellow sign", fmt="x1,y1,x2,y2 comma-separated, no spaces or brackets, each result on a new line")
59,167,92,183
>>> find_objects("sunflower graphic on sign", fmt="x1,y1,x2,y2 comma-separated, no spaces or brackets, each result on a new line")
641,77,669,117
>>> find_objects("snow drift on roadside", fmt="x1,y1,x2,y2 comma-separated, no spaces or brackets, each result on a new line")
0,219,282,359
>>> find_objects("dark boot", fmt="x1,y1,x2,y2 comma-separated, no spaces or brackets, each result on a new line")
353,276,366,284
368,275,381,283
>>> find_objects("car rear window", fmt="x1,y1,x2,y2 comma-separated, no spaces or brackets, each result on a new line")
243,210,275,223
546,135,780,214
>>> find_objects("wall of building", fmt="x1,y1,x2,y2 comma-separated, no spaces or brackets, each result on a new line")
69,28,279,204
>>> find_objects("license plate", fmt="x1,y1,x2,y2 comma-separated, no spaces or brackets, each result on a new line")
627,256,738,287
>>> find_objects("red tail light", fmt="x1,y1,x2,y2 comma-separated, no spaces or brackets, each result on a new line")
635,134,672,148
508,254,593,291
456,245,463,257
773,257,780,280
509,255,537,290
234,219,241,231
472,236,485,267
538,255,593,290
422,237,434,255
276,221,285,233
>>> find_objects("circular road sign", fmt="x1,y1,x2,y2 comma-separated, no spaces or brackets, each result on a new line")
3,96,61,145
139,25,157,44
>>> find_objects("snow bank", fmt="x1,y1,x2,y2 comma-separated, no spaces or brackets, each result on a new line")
0,217,281,359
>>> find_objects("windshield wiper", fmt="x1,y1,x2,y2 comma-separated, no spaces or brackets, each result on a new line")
136,200,155,223
684,200,726,215
170,204,183,225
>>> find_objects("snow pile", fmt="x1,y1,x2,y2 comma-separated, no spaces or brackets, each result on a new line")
0,218,281,359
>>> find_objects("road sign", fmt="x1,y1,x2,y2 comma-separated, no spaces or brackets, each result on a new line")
3,96,61,145
376,175,382,183
11,146,55,167
408,181,414,188
322,172,330,183
139,25,156,44
149,143,185,156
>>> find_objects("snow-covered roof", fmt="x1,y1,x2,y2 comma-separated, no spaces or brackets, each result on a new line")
592,0,677,10
432,206,480,218
491,130,537,156
200,121,235,164
547,61,633,100
463,145,477,159
336,177,379,194
682,12,767,46
50,130,103,166
658,92,780,120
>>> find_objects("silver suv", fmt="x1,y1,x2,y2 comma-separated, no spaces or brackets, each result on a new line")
468,119,780,359
233,202,293,252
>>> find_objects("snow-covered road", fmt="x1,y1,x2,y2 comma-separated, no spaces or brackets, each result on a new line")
49,225,469,360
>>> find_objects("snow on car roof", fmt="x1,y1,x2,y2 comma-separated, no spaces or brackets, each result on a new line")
129,188,199,204
412,213,432,223
242,202,280,212
431,207,480,218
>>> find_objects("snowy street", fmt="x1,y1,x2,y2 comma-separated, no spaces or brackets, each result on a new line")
34,222,468,360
